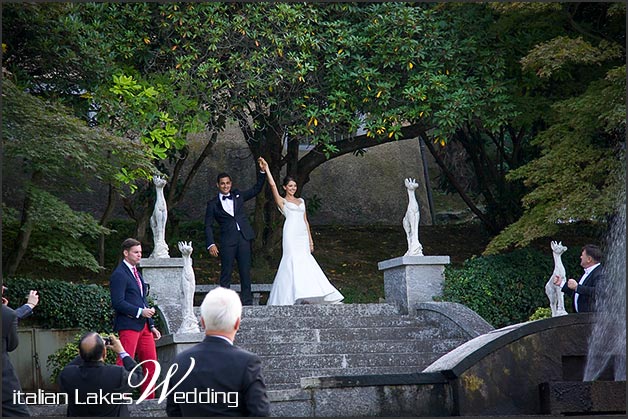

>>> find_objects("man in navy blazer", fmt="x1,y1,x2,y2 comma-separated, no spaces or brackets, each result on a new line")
205,159,266,305
554,244,605,312
166,287,269,417
109,238,161,399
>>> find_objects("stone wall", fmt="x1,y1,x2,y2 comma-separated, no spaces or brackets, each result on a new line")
2,122,433,226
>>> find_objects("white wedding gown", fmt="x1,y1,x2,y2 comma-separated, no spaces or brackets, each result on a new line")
267,199,344,305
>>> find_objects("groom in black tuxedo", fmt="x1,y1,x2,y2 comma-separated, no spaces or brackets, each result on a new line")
205,159,266,305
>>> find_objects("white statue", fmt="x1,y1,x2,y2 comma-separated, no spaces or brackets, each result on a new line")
546,241,568,317
403,178,423,256
149,176,170,258
177,241,200,333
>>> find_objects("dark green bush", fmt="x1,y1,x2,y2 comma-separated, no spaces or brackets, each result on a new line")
440,247,582,328
5,277,164,333
4,277,115,332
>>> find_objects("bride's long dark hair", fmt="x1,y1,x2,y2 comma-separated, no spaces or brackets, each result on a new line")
282,176,296,187
282,176,297,197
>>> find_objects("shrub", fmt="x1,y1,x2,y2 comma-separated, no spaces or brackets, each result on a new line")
528,307,552,321
4,277,165,333
440,247,582,328
4,277,115,332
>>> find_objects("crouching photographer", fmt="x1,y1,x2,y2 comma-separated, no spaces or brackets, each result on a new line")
59,333,143,417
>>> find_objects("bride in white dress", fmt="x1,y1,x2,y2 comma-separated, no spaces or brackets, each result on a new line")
259,159,344,305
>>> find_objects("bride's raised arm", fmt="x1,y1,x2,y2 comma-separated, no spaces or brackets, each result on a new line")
258,157,284,211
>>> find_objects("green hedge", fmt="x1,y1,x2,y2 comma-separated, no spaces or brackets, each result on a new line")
5,277,164,333
440,247,582,328
4,277,115,332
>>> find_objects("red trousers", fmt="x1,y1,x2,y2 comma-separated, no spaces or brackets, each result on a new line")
117,324,158,399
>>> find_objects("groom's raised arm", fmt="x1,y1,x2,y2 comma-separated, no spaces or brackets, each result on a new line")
241,170,266,202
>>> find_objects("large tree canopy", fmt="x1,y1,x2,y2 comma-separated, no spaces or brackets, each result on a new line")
3,2,625,263
3,2,516,249
484,2,625,252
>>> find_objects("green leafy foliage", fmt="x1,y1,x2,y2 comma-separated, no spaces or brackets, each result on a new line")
484,3,626,253
28,188,106,271
3,278,115,332
440,247,582,328
528,307,552,321
521,36,624,78
2,77,157,274
486,66,626,253
124,2,516,160
102,73,190,163
2,187,105,273
2,78,155,190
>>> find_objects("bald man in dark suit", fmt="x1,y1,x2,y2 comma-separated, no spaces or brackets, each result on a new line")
59,332,143,417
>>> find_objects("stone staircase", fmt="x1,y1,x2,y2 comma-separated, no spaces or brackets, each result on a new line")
28,302,490,417
235,303,472,392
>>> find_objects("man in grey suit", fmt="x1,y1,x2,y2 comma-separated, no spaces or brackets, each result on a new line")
166,287,270,417
1,286,39,320
2,304,30,417
2,284,38,417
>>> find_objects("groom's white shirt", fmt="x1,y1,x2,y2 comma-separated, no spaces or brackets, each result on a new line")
220,193,240,231
220,193,235,216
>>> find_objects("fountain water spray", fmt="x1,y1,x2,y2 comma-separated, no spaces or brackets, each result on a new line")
583,192,626,381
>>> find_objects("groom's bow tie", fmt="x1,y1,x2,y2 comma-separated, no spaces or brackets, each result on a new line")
222,194,233,200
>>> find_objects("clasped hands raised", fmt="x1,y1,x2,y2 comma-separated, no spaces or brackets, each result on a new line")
552,274,578,290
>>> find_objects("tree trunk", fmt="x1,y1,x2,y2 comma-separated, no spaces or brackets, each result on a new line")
421,133,501,234
296,123,425,188
5,172,41,277
135,210,151,245
250,116,284,255
167,126,221,209
122,189,152,246
98,184,118,268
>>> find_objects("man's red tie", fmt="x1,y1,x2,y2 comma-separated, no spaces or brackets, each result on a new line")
132,266,143,296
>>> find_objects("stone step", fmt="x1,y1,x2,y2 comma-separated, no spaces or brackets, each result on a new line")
239,338,466,357
259,352,441,371
241,303,400,317
236,325,442,345
263,366,424,389
193,303,399,320
239,314,457,331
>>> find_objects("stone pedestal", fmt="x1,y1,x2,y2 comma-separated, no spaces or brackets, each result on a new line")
139,257,185,334
155,331,204,372
378,255,450,314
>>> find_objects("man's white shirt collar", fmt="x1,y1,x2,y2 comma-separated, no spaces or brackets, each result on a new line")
123,260,136,272
583,263,600,276
209,334,233,345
